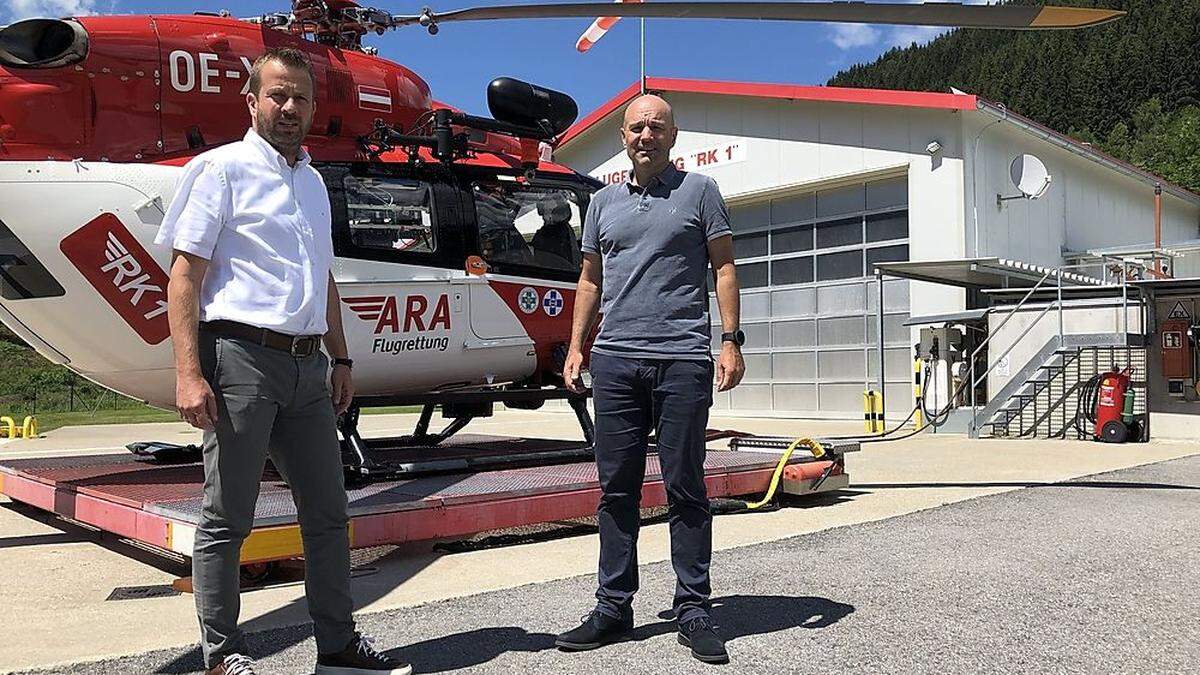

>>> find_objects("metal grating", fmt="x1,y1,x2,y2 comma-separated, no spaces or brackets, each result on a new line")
106,584,181,601
11,460,287,508
2,453,145,472
985,343,1149,440
403,469,590,499
364,435,588,462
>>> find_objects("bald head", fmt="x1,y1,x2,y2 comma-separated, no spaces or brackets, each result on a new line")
621,94,678,184
623,94,675,128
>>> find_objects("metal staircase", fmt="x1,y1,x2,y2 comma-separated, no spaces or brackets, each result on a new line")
977,335,1146,439
966,262,1147,439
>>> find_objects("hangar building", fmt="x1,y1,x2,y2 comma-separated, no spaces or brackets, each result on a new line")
554,78,1200,431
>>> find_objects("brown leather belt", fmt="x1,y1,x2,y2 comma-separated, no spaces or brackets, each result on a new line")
201,320,321,357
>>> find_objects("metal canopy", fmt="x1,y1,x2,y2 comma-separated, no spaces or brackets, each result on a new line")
875,257,1104,289
904,308,989,326
981,284,1131,301
1129,277,1200,297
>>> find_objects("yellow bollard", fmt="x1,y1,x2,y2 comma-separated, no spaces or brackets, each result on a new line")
21,416,37,439
0,416,14,439
863,390,882,433
913,358,924,428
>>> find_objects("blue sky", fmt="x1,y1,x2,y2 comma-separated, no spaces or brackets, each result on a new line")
2,0,958,117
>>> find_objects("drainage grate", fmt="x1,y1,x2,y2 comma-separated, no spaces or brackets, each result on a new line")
105,584,181,601
350,544,400,567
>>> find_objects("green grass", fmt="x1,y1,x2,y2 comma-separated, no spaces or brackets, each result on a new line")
30,407,182,432
360,405,424,416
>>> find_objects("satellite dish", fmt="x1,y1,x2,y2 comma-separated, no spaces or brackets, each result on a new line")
1009,154,1052,199
998,154,1052,207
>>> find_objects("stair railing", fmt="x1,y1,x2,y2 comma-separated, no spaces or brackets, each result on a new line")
968,269,1056,436
969,258,1146,437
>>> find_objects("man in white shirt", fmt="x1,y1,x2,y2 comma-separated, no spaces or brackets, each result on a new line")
158,48,409,675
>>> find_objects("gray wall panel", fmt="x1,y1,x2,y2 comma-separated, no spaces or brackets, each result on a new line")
772,320,816,348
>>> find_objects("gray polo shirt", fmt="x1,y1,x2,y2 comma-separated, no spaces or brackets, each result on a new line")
581,164,732,360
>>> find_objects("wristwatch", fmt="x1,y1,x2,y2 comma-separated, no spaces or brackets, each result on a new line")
332,357,354,369
721,330,745,347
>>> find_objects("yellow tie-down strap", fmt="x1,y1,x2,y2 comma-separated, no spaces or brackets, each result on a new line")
744,438,825,510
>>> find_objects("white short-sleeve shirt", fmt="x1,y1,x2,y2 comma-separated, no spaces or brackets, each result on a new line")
156,129,334,336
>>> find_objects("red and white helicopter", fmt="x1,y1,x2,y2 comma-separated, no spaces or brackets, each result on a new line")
0,1,1121,475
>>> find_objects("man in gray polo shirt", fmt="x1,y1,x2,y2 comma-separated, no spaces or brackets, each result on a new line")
556,94,745,664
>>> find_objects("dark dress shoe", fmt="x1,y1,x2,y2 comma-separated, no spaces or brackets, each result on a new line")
315,633,412,674
678,615,729,664
555,610,634,650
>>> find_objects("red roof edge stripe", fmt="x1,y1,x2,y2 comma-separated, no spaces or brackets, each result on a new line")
556,77,977,148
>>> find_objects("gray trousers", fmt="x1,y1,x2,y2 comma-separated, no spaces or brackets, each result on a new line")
194,331,355,667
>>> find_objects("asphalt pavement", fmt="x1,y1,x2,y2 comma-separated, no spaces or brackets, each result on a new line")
16,455,1200,674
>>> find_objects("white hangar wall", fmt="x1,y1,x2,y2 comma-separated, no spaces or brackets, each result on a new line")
963,112,1200,270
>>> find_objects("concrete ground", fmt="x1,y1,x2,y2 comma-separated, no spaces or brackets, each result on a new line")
1,410,1197,673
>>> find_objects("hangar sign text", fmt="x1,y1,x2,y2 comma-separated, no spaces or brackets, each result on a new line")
592,141,748,185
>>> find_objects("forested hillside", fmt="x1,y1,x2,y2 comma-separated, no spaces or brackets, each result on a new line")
828,0,1200,191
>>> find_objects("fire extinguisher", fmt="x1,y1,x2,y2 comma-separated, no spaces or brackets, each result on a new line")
1093,368,1136,443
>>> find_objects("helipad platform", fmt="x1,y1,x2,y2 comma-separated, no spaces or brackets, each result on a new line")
0,434,853,564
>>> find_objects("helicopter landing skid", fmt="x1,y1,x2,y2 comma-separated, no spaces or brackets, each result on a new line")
337,388,595,482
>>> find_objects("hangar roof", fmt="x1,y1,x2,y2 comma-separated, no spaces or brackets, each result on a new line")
556,77,977,148
557,77,1200,206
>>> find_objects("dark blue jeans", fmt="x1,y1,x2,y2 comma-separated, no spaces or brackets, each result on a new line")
590,352,714,623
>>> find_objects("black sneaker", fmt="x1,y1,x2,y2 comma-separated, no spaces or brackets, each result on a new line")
315,633,412,675
678,615,729,664
555,610,634,651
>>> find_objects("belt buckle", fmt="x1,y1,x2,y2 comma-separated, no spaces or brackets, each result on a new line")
290,336,316,358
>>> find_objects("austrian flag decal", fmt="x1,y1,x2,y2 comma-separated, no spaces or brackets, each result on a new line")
357,85,393,113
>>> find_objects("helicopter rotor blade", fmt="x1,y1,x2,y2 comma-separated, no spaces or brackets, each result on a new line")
392,2,1125,31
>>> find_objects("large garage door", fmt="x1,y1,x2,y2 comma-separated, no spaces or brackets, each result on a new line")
712,176,912,417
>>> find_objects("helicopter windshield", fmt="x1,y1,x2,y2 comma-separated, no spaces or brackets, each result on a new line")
471,181,583,274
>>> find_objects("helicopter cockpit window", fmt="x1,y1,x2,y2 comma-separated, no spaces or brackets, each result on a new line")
472,183,583,272
343,176,436,254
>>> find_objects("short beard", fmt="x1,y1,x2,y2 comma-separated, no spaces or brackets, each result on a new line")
255,108,305,157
